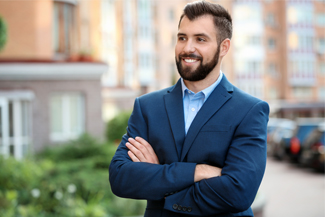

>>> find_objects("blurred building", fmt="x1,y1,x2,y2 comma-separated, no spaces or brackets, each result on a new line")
262,0,325,118
0,0,107,159
101,0,324,120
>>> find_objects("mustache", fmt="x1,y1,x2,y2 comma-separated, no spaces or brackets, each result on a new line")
179,53,202,60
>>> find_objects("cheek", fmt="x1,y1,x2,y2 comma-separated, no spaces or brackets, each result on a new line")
203,49,217,62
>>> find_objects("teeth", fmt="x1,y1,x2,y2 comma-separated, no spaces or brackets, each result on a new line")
184,59,197,63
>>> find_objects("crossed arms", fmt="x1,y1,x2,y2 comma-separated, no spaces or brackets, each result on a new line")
126,137,222,182
109,97,269,216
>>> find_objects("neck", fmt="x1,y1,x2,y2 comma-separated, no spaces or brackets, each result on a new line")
183,66,221,93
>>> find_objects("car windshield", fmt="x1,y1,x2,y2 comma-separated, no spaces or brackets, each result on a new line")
320,132,325,145
267,126,277,134
297,125,318,141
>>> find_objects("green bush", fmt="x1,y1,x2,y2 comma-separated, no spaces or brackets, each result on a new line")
0,134,146,217
106,111,132,143
0,16,7,51
36,134,106,161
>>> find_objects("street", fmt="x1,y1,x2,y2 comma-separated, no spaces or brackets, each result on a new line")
259,157,325,217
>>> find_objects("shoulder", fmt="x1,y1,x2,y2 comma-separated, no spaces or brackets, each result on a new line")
220,75,267,106
231,85,269,113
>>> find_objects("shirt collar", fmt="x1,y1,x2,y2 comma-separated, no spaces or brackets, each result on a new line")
181,71,223,101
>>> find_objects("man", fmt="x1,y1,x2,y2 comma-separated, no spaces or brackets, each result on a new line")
109,1,269,217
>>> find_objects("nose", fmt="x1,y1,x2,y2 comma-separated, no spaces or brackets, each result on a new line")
183,39,196,53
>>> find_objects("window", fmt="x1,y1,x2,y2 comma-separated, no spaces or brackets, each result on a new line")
287,5,313,26
248,36,261,46
316,13,325,27
139,24,150,38
50,93,84,142
292,87,312,99
317,38,325,54
139,53,153,69
265,13,276,27
268,38,276,50
268,63,278,77
269,87,278,99
319,62,325,75
319,87,325,100
0,95,32,160
53,1,76,57
168,8,175,21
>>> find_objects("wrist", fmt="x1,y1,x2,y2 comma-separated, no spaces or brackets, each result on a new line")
194,164,203,182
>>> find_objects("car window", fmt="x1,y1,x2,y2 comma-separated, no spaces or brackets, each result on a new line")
297,125,318,141
320,132,325,145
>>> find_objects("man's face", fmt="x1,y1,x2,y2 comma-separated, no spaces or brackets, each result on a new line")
175,15,220,81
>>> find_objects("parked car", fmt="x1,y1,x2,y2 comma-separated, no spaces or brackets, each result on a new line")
287,118,324,162
300,122,325,172
268,119,296,160
267,118,293,152
267,118,279,144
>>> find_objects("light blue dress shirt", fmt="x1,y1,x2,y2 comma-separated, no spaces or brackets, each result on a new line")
181,71,223,135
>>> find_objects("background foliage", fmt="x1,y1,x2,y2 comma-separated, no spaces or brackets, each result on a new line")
106,110,132,143
0,16,7,51
0,133,146,217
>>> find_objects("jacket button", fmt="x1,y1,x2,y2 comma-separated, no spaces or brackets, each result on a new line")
182,206,187,211
177,205,182,211
187,206,192,212
172,204,178,210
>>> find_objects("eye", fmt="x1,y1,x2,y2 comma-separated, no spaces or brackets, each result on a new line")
178,36,186,41
197,37,206,42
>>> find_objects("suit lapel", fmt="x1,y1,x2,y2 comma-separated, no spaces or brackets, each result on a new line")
164,80,185,160
180,76,234,161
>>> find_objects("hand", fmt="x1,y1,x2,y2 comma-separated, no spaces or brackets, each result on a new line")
126,137,159,164
194,164,222,182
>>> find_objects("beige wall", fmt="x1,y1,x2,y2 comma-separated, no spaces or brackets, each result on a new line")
0,0,102,61
0,0,53,59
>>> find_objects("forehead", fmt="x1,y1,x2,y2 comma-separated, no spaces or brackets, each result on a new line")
178,15,218,40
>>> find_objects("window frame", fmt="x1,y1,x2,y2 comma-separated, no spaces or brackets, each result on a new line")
49,92,85,142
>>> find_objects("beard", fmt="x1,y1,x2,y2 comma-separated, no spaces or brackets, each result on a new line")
176,44,220,81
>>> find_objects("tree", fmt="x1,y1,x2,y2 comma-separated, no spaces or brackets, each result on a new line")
0,16,7,51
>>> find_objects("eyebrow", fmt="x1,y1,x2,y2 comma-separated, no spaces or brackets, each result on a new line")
177,32,211,39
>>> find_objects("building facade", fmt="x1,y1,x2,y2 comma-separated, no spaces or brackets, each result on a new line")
100,0,325,119
0,0,106,158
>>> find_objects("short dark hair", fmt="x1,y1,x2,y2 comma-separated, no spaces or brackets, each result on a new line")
178,0,232,44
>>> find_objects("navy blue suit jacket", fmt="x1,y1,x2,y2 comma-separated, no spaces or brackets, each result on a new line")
109,75,269,217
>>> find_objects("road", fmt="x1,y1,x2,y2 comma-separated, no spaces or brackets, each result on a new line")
259,157,325,217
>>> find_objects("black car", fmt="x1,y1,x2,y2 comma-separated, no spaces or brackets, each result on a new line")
268,119,296,160
287,118,324,162
300,122,325,172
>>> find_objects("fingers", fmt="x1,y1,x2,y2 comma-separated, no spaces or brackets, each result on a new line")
135,137,156,156
126,137,159,164
134,137,159,164
128,150,140,162
128,137,148,158
126,141,146,162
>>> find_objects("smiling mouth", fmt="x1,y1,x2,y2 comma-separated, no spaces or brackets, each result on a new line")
180,54,202,64
183,58,198,63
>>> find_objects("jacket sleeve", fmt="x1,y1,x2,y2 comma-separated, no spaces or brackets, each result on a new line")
164,100,269,216
109,97,197,200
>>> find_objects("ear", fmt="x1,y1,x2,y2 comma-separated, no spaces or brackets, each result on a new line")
219,38,231,58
